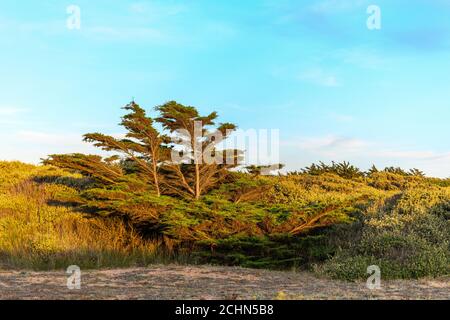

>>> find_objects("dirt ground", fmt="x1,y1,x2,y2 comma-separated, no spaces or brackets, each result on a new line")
0,265,448,300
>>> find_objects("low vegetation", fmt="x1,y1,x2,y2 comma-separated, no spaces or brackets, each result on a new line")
0,101,448,280
0,162,182,270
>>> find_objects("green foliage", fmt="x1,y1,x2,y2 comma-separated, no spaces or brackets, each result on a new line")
318,188,450,280
367,172,424,190
156,100,242,199
195,234,333,269
45,101,242,200
43,153,125,186
290,161,428,181
290,161,364,179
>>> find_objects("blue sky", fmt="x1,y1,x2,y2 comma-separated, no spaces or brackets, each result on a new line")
0,0,449,177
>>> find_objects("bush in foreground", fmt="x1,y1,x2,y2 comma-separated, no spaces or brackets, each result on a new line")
317,189,450,280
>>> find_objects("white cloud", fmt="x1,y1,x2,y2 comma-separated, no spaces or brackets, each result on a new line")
17,131,127,146
329,113,354,123
0,106,28,116
367,150,450,178
130,3,148,14
0,5,176,44
0,131,122,164
0,107,30,126
369,150,443,160
283,135,368,154
130,2,187,16
297,68,340,87
281,135,450,177
334,47,387,69
310,0,366,14
0,17,63,35
85,26,166,42
17,131,84,146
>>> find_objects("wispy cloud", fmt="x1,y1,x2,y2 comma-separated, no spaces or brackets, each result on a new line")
367,149,450,178
0,107,30,126
285,135,449,161
85,26,166,42
329,113,354,123
333,47,387,69
17,131,83,146
281,135,450,177
0,131,104,164
309,0,367,14
129,1,187,16
0,17,63,35
17,130,126,146
0,3,180,45
0,106,28,116
389,28,450,52
368,150,450,161
283,135,368,154
297,68,340,87
5,130,120,164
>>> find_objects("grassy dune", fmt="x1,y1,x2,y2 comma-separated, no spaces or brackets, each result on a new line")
0,161,178,270
0,161,449,281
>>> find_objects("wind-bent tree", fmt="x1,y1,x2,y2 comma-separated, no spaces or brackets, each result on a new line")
41,100,365,270
43,153,123,185
83,101,167,196
299,161,363,179
45,101,242,199
45,102,166,196
156,101,242,199
408,168,425,177
367,164,379,176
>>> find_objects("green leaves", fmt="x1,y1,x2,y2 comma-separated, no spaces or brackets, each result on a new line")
43,153,123,185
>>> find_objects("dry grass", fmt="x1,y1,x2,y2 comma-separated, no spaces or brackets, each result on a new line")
0,161,182,270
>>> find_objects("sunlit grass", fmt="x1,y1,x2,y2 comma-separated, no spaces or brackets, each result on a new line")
0,161,187,270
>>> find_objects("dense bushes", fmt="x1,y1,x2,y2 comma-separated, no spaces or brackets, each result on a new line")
318,189,450,280
195,234,333,269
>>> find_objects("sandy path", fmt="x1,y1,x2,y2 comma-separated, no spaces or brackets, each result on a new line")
0,265,448,300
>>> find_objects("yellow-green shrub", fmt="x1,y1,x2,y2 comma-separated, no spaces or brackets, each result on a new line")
0,162,178,270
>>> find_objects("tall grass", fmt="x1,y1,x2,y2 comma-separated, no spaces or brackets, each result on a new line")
0,161,187,270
